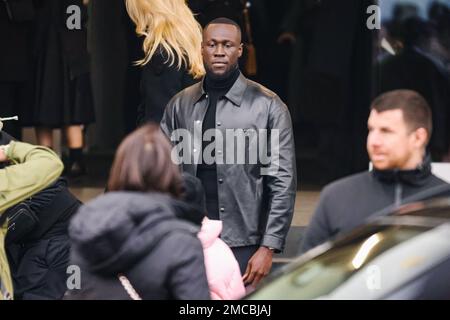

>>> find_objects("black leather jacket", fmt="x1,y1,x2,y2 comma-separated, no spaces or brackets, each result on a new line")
161,72,297,251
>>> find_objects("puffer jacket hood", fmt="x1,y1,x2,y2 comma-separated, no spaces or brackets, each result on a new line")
69,191,199,275
171,198,204,226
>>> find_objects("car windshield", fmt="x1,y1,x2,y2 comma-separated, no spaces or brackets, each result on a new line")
248,224,429,300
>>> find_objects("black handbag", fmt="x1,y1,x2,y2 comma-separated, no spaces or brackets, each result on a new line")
2,0,35,22
4,202,39,245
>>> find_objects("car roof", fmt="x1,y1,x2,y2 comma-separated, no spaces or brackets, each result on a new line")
370,184,450,220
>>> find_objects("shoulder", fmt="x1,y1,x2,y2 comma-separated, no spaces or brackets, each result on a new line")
159,220,202,250
167,81,203,106
428,174,449,186
246,79,278,99
244,79,289,114
321,171,372,200
158,227,205,270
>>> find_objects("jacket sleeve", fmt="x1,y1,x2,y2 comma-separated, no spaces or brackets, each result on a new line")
160,96,177,139
168,233,211,300
261,96,297,251
300,187,333,254
0,141,64,213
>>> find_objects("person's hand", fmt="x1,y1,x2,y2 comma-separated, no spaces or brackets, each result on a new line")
277,32,296,45
0,145,9,162
242,246,273,287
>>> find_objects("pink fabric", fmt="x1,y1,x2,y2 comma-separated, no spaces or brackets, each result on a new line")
198,218,246,300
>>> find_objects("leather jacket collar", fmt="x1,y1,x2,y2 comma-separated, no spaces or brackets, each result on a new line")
193,71,248,107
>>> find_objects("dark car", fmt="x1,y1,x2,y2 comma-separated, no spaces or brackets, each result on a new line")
247,192,450,300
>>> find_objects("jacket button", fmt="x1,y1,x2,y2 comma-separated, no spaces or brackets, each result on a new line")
220,207,225,212
218,178,223,184
217,122,221,126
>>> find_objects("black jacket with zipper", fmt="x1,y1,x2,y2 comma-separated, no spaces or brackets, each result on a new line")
300,155,448,253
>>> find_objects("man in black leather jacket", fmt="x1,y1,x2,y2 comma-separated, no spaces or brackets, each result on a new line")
161,18,297,287
301,90,449,253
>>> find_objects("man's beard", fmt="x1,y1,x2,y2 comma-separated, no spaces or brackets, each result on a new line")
205,63,239,80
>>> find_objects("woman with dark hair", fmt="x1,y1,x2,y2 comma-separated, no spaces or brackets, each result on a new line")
66,124,210,300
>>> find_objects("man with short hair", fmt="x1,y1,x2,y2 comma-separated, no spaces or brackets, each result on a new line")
301,90,445,252
301,89,449,253
161,17,297,287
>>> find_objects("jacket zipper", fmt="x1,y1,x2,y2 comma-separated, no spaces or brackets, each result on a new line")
394,169,403,206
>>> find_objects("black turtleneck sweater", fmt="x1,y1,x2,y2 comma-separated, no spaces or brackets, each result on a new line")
197,67,240,220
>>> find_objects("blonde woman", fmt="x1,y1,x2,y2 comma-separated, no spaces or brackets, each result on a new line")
125,0,205,124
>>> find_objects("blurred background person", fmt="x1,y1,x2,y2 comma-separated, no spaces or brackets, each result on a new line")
377,2,450,161
66,124,210,300
125,0,205,124
22,0,95,179
0,130,81,300
301,90,449,253
278,0,370,184
0,133,64,300
0,0,34,140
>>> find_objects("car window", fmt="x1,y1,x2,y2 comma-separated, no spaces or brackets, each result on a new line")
248,225,428,300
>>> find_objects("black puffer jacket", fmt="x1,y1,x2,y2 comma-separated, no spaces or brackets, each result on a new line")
67,192,210,300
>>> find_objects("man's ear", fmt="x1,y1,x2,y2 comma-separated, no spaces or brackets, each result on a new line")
414,127,428,148
238,43,243,58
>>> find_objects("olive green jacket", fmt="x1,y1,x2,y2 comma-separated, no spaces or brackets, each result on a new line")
0,142,63,300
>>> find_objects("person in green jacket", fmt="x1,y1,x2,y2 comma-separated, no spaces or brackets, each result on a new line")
0,141,63,300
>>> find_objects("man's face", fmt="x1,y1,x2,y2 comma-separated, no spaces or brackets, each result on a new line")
367,109,425,170
202,23,243,78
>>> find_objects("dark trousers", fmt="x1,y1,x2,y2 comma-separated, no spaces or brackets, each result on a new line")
6,232,71,300
231,245,259,275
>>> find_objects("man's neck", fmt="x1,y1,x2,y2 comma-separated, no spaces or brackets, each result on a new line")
399,151,426,171
204,66,240,91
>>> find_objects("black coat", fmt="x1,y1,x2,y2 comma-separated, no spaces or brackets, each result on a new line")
66,192,210,300
137,50,197,124
378,47,450,156
20,0,94,127
0,0,34,82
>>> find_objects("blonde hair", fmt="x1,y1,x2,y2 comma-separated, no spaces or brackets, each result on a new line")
125,0,205,78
